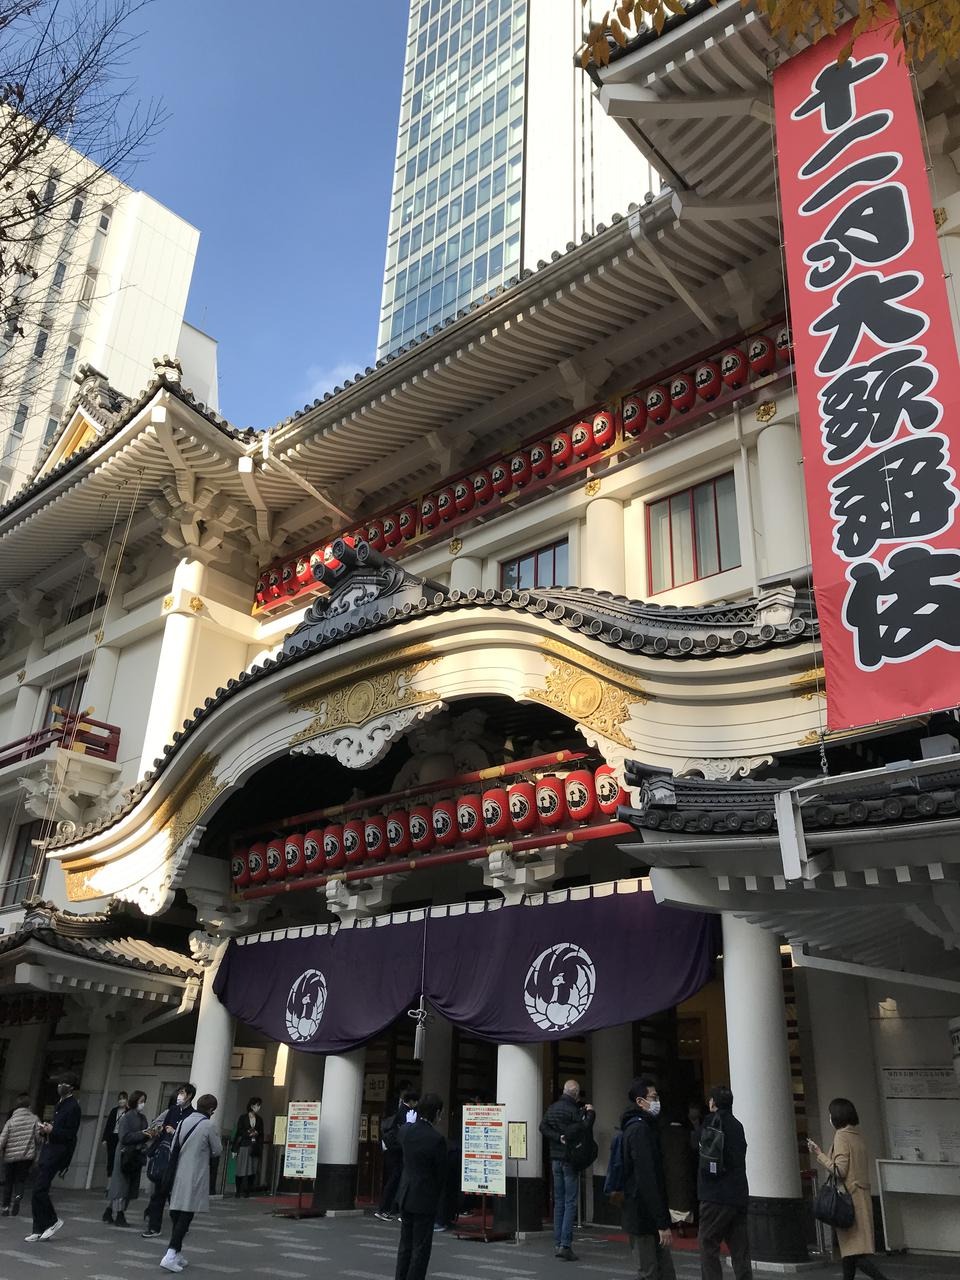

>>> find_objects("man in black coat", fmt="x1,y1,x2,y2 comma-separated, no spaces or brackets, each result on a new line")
101,1091,128,1180
697,1085,752,1280
140,1083,197,1238
621,1076,676,1280
394,1092,447,1280
540,1078,596,1260
27,1072,82,1243
376,1085,418,1221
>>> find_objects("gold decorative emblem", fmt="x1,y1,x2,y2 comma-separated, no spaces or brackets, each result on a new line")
289,656,439,745
568,674,604,718
16,670,26,684
162,595,174,611
525,640,647,746
448,537,463,555
188,596,204,614
584,478,601,497
791,666,826,700
94,629,104,645
934,206,947,229
756,401,777,424
344,680,376,725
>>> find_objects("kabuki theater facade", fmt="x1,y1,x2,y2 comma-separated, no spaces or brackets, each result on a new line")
1,0,960,1265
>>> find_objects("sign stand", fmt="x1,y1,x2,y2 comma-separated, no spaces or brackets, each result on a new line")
274,1100,323,1220
507,1121,527,1245
456,1103,510,1242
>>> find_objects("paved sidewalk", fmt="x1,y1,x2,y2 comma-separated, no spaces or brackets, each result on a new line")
0,1192,957,1280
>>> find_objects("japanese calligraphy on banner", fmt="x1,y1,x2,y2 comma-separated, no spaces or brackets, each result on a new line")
774,6,960,729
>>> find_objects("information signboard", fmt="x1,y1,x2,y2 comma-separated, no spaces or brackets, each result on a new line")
461,1103,506,1196
283,1100,320,1179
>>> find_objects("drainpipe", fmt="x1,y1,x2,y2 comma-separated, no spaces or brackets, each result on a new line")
84,978,200,1190
733,403,760,595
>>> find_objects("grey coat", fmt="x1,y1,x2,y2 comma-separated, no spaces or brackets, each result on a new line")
106,1108,148,1203
169,1114,222,1214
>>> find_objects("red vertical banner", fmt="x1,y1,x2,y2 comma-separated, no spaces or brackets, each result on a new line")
774,7,960,730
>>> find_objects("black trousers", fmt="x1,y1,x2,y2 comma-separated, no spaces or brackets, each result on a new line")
169,1209,194,1253
2,1159,32,1208
395,1211,435,1280
842,1256,889,1280
144,1180,167,1232
105,1136,119,1179
30,1160,58,1235
379,1148,403,1212
699,1201,753,1280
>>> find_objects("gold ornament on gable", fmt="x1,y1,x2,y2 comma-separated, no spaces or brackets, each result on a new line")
289,657,440,746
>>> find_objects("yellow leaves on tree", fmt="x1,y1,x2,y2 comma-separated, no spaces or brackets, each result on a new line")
579,1,960,68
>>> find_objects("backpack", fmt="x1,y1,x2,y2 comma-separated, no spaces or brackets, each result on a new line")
381,1112,402,1152
698,1115,725,1178
562,1119,599,1173
146,1134,172,1183
603,1115,641,1199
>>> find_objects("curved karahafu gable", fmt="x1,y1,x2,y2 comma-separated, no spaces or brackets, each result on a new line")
45,546,821,912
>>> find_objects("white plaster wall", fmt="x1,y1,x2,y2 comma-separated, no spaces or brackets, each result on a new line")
107,632,164,788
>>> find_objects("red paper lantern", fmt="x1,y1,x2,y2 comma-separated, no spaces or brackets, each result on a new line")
670,373,696,414
571,420,595,460
536,775,567,827
646,385,671,426
551,431,573,469
255,575,268,608
747,334,776,378
386,810,411,856
294,556,312,590
281,562,297,595
565,770,596,823
420,494,440,530
695,361,722,402
304,829,324,872
508,781,537,833
720,347,748,389
322,542,345,580
266,837,286,881
323,824,345,869
595,764,628,815
432,800,459,847
343,819,365,865
454,479,475,515
309,549,324,582
437,488,456,521
366,519,385,551
383,514,402,548
231,852,250,890
621,395,647,437
247,842,268,885
776,326,793,364
408,805,434,852
482,787,511,837
267,568,282,600
399,505,418,540
457,794,484,843
509,450,532,488
284,834,306,878
592,410,616,450
491,461,511,496
364,815,388,861
529,441,552,479
472,468,493,505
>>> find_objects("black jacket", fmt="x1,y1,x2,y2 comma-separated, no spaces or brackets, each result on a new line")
232,1111,264,1153
150,1102,195,1155
102,1104,123,1145
540,1094,594,1163
697,1110,749,1208
396,1119,448,1216
41,1094,81,1172
620,1105,670,1236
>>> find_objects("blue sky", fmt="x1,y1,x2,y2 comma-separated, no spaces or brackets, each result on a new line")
124,1,408,428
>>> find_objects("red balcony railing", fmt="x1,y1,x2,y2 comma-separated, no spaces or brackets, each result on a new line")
0,712,121,771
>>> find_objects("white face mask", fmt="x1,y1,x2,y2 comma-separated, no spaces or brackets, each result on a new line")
644,1099,661,1118
251,1104,261,1114
137,1101,146,1112
176,1094,187,1106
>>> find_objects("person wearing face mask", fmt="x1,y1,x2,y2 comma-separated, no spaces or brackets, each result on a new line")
101,1092,128,1182
231,1097,264,1197
104,1090,151,1226
620,1077,675,1280
141,1084,197,1238
539,1079,596,1261
160,1093,222,1273
697,1086,751,1280
808,1099,890,1280
26,1072,81,1243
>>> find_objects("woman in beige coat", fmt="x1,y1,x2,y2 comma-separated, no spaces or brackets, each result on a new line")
808,1098,889,1280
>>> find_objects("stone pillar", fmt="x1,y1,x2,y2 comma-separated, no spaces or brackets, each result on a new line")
450,554,483,593
74,1012,115,1186
419,1007,454,1137
722,914,806,1263
583,497,625,594
495,1042,543,1234
83,646,120,722
313,1048,365,1214
756,422,806,580
188,935,235,1115
590,1022,633,1224
139,559,207,774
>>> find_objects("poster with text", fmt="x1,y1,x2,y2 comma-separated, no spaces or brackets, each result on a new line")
283,1100,320,1179
774,4,960,728
461,1103,506,1196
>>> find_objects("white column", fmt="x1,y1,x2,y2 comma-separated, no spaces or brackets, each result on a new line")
583,497,625,594
756,422,806,579
591,1023,633,1175
139,559,207,774
450,554,483,593
313,1048,365,1213
188,936,235,1111
497,1042,543,1234
73,1013,114,1186
9,638,46,740
83,646,120,722
419,1007,454,1136
289,1051,325,1103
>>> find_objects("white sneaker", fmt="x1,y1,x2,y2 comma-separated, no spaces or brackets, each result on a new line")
160,1252,183,1273
24,1233,41,1242
175,1255,188,1268
39,1220,64,1241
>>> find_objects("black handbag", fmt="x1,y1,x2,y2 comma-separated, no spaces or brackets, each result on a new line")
160,1117,202,1198
813,1165,856,1229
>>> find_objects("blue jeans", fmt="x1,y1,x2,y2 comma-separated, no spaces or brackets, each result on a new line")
552,1159,578,1249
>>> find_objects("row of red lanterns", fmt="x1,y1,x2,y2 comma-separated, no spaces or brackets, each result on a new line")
254,328,791,609
231,764,628,890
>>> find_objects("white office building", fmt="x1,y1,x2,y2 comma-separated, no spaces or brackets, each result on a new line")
0,145,217,499
377,0,653,355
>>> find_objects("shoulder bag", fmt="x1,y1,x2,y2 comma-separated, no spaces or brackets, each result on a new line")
813,1162,856,1230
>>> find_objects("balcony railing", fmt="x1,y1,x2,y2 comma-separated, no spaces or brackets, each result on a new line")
0,711,121,771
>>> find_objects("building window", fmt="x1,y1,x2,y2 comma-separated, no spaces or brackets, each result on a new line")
43,415,60,447
98,205,113,233
12,403,29,435
61,343,78,375
32,328,48,360
79,270,96,306
2,821,43,909
44,674,88,726
52,261,66,289
65,591,106,627
647,472,741,594
500,537,569,590
69,197,83,224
